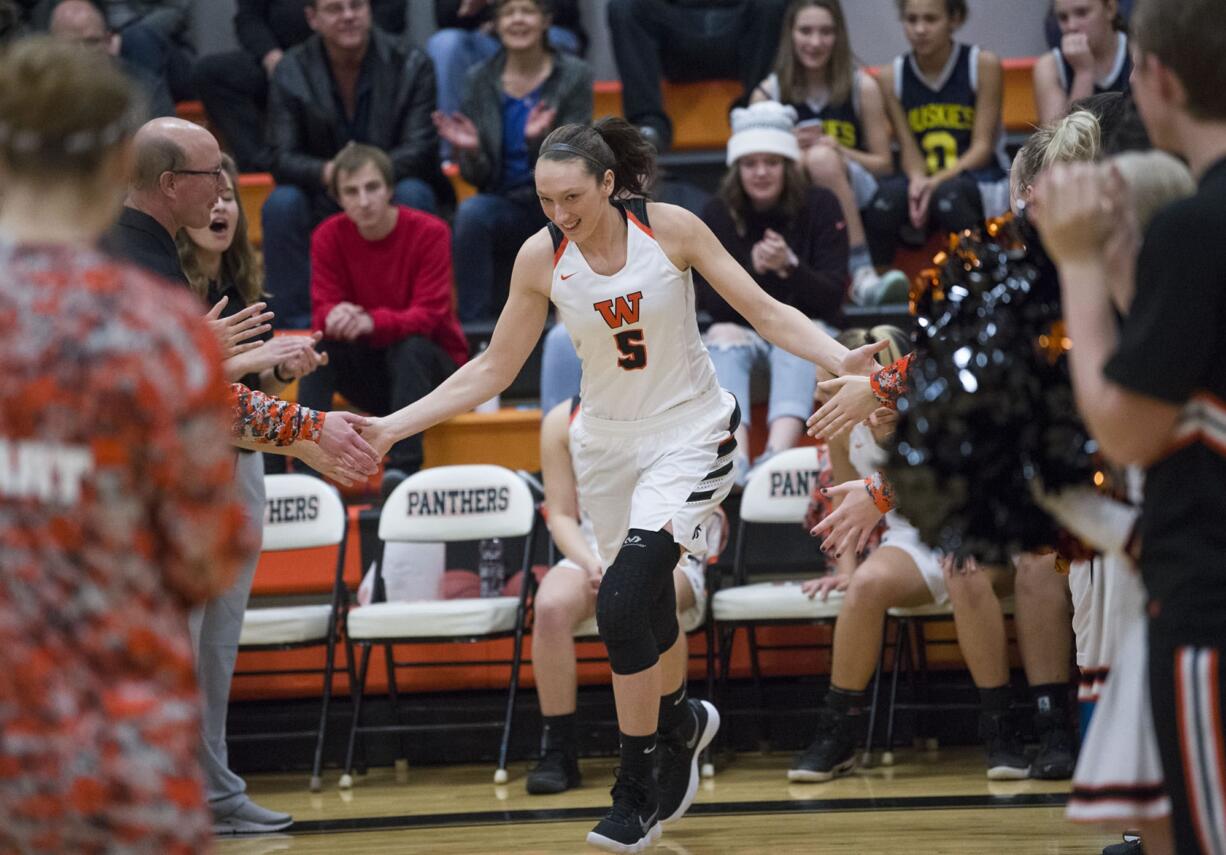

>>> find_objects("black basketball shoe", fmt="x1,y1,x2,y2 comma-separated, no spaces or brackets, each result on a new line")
1030,709,1076,780
525,745,581,795
657,699,720,824
981,710,1030,780
585,769,660,854
787,706,857,782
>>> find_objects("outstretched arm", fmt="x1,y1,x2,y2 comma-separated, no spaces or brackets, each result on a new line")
364,231,554,457
653,203,868,377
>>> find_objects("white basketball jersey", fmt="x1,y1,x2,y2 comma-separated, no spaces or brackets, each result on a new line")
548,199,717,422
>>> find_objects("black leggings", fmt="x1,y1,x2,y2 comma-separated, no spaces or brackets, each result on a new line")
862,173,986,264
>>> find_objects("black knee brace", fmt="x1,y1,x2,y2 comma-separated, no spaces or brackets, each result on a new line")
596,528,681,675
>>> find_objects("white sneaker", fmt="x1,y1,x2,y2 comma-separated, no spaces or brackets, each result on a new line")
849,266,883,306
213,799,294,835
850,267,911,306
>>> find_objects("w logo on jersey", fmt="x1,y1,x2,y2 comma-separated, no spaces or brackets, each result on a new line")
593,291,643,329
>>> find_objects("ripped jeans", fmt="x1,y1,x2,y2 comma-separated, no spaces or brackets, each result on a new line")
703,322,818,428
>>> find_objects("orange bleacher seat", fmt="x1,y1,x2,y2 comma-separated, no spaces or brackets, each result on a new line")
238,172,274,246
175,99,208,128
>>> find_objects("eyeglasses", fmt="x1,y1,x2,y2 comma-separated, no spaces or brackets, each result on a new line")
172,167,224,182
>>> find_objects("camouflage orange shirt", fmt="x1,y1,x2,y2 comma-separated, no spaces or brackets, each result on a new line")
0,242,254,854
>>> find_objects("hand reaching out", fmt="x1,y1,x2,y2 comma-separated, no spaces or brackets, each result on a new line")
807,374,878,439
840,339,890,377
205,297,274,360
317,411,381,476
810,479,884,557
356,415,397,460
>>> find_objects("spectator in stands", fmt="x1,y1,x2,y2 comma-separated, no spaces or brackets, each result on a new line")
752,0,909,306
1034,0,1131,125
48,0,174,118
175,154,325,836
0,0,23,39
696,101,848,484
1045,0,1132,48
437,0,593,323
429,0,585,141
606,0,789,152
26,0,197,100
262,0,444,330
297,143,468,489
192,0,406,173
102,116,381,485
869,0,1010,259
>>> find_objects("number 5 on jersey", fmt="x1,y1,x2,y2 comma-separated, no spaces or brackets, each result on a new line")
594,291,647,371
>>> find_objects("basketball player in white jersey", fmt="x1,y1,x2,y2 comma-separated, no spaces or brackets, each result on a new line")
362,117,885,853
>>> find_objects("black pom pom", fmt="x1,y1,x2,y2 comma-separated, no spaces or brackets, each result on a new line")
884,218,1100,562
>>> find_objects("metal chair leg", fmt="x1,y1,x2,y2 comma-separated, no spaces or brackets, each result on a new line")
883,618,910,766
310,627,341,792
746,626,769,750
496,608,529,784
340,642,372,789
383,643,411,770
863,616,889,766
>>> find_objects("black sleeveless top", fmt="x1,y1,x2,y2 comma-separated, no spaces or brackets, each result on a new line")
895,43,989,176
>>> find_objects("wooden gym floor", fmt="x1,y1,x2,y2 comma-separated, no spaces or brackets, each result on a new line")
215,748,1118,854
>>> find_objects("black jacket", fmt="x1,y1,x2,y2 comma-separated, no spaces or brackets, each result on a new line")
268,28,440,193
234,0,406,63
101,206,188,288
458,51,593,194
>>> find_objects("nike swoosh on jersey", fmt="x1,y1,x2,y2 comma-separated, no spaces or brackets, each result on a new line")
560,272,577,280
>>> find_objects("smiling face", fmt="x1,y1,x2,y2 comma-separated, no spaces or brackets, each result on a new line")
185,170,237,254
900,0,959,59
535,157,615,244
738,153,787,210
792,5,838,75
496,0,550,52
1053,0,1116,52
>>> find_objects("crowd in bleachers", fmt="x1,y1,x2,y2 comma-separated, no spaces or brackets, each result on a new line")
7,1,1212,853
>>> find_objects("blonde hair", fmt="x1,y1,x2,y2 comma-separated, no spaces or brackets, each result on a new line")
1110,150,1195,233
0,36,141,179
837,325,912,366
1013,110,1101,197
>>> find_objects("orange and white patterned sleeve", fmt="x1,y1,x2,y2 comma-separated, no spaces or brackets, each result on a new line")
229,383,324,447
870,353,915,410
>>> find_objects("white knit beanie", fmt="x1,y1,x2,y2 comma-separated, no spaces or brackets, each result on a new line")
726,101,801,166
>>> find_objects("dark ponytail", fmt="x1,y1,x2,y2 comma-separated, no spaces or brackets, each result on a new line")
538,117,657,198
